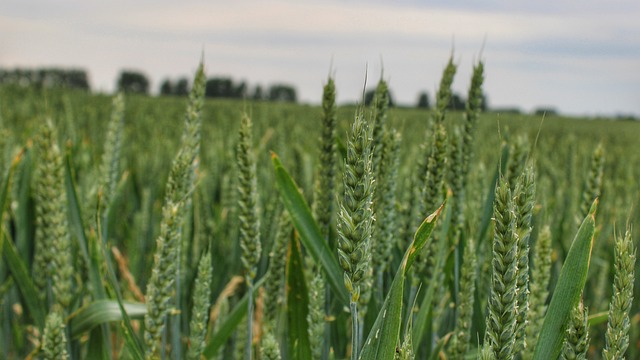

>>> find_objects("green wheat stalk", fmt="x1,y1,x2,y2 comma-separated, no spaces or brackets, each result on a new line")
561,302,589,360
264,212,291,324
370,78,390,177
506,136,528,192
462,61,485,178
602,228,635,359
395,332,414,360
41,308,68,360
479,343,496,360
308,269,326,359
450,236,477,359
373,128,401,302
143,63,204,359
187,251,212,360
523,225,552,360
313,76,337,360
513,165,535,354
212,297,230,360
237,113,261,360
235,316,249,360
485,178,519,360
99,92,125,211
451,60,485,244
579,144,604,220
260,328,282,360
33,120,74,310
337,110,374,360
314,76,337,245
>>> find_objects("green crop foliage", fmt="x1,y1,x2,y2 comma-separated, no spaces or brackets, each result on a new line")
0,54,638,360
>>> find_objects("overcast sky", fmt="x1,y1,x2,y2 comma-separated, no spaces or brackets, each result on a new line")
2,0,639,116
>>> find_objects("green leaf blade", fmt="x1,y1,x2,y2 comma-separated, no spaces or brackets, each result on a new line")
359,204,444,359
0,153,46,329
203,276,266,357
271,152,350,305
68,300,147,338
532,199,597,360
286,235,312,359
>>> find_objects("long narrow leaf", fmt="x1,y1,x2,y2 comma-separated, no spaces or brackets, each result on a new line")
65,153,109,300
411,200,452,352
68,300,147,337
359,204,444,359
286,235,312,359
2,237,46,329
271,152,349,305
532,199,597,360
203,276,266,357
0,153,46,329
95,229,145,359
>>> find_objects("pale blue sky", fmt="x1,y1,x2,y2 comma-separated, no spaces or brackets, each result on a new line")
2,0,639,116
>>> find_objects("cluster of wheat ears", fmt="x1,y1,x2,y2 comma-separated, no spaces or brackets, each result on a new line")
0,54,637,360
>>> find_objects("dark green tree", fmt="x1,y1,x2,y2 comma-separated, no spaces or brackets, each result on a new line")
364,88,394,107
205,77,234,98
534,107,558,116
117,71,149,94
417,91,431,109
159,79,174,95
175,78,189,96
252,85,265,100
449,92,466,111
268,84,297,102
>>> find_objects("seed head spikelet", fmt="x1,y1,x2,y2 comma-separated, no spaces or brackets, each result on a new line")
435,56,457,120
580,144,604,220
371,78,389,177
166,62,205,205
485,178,519,360
260,329,282,360
480,344,496,360
450,61,485,245
237,113,261,281
337,109,374,359
507,136,528,192
513,165,535,354
450,236,477,359
523,225,552,360
602,228,635,359
337,110,374,303
187,251,212,360
144,203,182,357
449,126,465,245
561,302,590,360
42,308,68,360
264,212,290,323
463,62,485,165
99,92,125,210
412,57,456,309
373,129,401,281
308,269,326,359
33,120,74,310
314,77,337,246
237,112,261,360
144,63,205,358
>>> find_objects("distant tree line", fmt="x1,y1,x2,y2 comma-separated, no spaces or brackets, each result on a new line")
0,68,90,90
157,75,297,102
0,67,511,112
361,87,488,111
414,90,487,111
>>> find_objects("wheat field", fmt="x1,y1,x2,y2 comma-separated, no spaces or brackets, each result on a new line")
0,58,638,359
